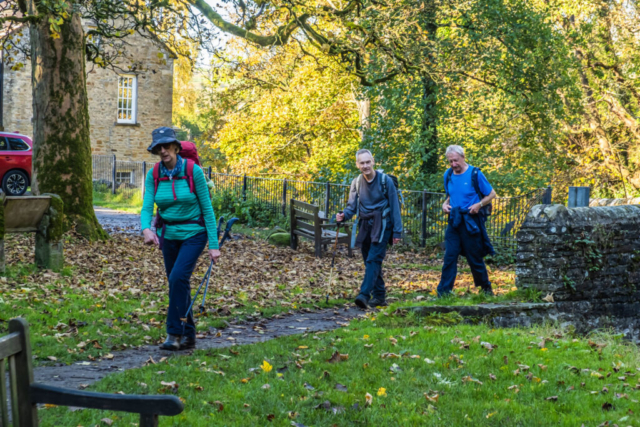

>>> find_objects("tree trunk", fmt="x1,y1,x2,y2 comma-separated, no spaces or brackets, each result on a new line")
28,11,106,240
419,72,439,176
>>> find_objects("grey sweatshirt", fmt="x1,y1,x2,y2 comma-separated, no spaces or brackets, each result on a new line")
342,171,403,239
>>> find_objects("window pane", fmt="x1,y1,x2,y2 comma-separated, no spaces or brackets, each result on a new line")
0,138,8,150
8,138,29,150
117,75,137,123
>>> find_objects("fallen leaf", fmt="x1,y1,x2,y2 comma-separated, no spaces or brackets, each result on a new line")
101,418,113,426
327,351,348,363
546,396,558,401
335,383,348,392
365,392,373,406
542,293,554,302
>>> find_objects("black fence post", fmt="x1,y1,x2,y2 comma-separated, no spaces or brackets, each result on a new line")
141,161,146,199
242,174,247,201
542,186,552,204
282,179,287,217
208,166,212,180
421,191,427,247
324,183,330,218
111,154,117,194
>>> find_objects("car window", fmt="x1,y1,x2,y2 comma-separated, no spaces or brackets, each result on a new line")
0,138,8,151
7,137,29,151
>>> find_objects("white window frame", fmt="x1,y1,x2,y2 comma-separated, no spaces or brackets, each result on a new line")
115,171,134,184
117,74,138,124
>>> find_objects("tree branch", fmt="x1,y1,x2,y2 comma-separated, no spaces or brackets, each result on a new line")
185,0,308,46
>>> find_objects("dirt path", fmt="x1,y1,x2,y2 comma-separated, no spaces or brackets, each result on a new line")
34,306,363,390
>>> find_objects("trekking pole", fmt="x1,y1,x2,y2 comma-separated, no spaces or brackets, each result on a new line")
326,212,343,304
183,260,213,323
182,217,239,322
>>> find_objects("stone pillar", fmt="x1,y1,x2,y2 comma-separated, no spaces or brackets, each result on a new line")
35,194,64,271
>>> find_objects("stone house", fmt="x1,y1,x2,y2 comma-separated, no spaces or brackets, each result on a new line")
1,24,174,164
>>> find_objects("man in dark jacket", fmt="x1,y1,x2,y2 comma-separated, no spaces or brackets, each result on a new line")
437,145,497,297
337,149,402,309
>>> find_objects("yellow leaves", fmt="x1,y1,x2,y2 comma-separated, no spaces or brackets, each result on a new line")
260,360,273,373
377,387,387,396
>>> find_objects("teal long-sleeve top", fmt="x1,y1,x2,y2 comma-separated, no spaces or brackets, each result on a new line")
141,162,219,250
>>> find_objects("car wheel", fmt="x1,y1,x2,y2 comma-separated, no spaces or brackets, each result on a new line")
2,170,28,196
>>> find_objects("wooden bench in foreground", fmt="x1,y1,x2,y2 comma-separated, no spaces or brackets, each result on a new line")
0,194,65,272
0,318,183,426
290,199,352,258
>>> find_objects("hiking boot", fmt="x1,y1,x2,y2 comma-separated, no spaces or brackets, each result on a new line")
368,298,388,308
181,335,196,350
354,295,369,309
481,287,494,297
159,334,181,351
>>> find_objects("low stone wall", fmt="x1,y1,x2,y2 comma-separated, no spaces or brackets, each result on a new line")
515,204,640,340
516,204,640,300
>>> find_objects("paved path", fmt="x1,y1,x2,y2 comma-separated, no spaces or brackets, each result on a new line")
94,206,141,234
34,307,363,389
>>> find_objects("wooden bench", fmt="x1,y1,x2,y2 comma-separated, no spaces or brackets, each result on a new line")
290,199,352,258
0,318,183,426
0,194,65,273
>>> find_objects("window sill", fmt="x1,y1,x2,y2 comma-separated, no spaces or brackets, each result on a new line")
114,122,141,127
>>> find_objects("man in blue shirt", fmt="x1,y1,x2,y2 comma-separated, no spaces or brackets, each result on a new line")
337,149,402,309
438,145,497,297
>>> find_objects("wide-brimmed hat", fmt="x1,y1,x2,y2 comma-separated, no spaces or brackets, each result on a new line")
148,127,182,153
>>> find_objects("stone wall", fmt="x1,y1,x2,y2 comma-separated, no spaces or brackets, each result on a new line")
516,204,640,340
2,28,173,161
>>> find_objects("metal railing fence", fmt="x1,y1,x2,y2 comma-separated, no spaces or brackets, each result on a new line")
92,154,552,253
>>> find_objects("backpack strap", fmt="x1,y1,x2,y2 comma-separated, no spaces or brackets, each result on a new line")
379,171,387,198
470,167,486,198
444,168,454,197
153,162,162,194
186,159,195,193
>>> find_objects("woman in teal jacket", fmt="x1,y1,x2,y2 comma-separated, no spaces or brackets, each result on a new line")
141,127,220,351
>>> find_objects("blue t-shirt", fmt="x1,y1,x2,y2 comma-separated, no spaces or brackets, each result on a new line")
444,166,493,209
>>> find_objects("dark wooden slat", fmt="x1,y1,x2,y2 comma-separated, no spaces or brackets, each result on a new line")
293,210,316,222
0,360,8,427
294,221,316,233
9,318,37,427
0,334,21,360
140,413,159,427
292,199,319,211
29,384,184,416
8,357,19,427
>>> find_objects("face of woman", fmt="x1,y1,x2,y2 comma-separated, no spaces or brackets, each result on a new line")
155,143,179,166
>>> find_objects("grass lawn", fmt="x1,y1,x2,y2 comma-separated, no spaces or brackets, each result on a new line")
39,312,640,426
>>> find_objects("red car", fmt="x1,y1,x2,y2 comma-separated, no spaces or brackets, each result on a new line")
0,132,32,196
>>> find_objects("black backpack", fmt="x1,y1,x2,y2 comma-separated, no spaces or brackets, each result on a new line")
444,166,492,215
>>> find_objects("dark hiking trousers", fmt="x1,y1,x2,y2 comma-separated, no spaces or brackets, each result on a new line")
358,221,393,302
161,231,207,338
437,216,491,296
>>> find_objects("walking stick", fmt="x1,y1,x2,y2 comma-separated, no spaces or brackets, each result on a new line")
326,212,343,304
